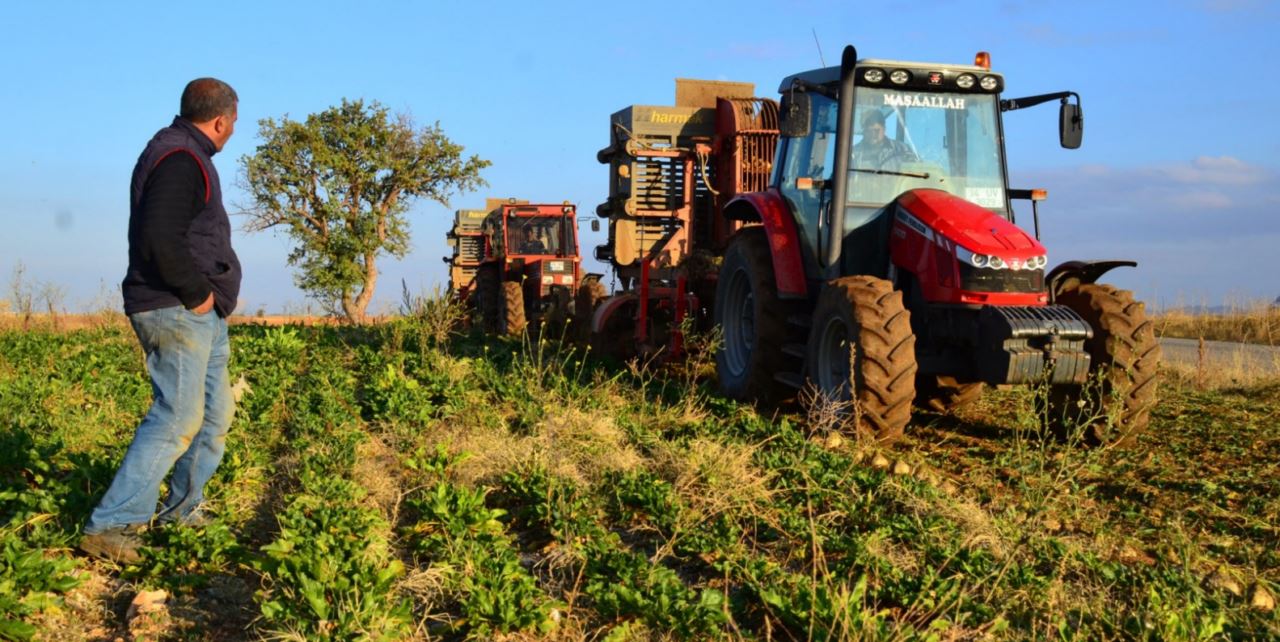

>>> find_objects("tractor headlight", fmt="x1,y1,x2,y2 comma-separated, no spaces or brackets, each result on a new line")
890,69,911,85
957,246,990,268
863,68,885,83
988,256,1006,269
956,73,975,89
980,75,999,91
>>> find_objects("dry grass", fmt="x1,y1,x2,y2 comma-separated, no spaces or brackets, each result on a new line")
354,435,408,522
0,311,401,331
1154,303,1280,345
1160,354,1280,390
0,311,127,332
429,403,643,489
653,437,777,527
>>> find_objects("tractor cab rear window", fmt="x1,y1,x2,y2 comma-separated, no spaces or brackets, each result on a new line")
505,215,574,256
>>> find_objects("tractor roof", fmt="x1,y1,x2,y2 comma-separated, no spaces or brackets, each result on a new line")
777,58,997,93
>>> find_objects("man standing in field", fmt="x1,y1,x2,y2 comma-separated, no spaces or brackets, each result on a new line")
79,78,242,563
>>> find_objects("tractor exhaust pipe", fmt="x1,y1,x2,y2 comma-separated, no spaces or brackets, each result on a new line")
824,45,857,269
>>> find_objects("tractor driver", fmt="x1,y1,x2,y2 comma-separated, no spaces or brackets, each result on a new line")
520,225,547,254
853,110,917,170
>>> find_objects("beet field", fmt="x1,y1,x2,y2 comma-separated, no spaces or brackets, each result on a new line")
1,309,1277,641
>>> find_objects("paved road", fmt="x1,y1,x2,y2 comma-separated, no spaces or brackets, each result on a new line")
1159,337,1280,376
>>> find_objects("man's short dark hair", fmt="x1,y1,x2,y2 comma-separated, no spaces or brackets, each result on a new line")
860,109,886,129
180,78,238,122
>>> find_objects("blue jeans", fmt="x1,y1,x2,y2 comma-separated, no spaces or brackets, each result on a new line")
84,306,234,534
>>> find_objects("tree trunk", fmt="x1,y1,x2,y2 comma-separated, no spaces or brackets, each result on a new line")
343,252,379,324
340,289,361,325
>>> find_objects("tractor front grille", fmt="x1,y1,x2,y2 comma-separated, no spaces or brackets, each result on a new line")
959,264,1044,293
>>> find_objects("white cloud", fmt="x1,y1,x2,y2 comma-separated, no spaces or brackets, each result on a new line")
1161,155,1270,186
1165,190,1233,210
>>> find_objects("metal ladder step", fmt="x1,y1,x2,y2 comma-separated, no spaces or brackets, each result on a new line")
786,314,811,330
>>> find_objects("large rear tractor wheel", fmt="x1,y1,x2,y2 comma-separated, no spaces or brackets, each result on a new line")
500,281,527,337
714,229,790,402
805,276,917,442
476,265,500,334
574,279,607,343
915,376,984,413
1047,283,1160,447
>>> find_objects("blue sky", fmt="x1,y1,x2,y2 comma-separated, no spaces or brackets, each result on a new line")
1,0,1277,313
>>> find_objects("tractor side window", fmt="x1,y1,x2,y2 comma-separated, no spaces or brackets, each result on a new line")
780,94,837,184
779,94,838,270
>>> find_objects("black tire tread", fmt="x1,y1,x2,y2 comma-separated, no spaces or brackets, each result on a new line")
715,229,793,402
1051,283,1161,446
501,281,527,337
812,276,918,441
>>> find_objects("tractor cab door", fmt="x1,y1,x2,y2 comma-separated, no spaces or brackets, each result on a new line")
777,92,837,278
778,92,892,279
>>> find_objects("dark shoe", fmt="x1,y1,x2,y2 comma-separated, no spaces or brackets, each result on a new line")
79,525,147,564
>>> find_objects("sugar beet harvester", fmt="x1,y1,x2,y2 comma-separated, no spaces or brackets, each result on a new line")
589,47,1161,445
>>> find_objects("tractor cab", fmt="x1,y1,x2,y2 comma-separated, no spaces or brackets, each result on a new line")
778,59,1011,217
773,54,1081,294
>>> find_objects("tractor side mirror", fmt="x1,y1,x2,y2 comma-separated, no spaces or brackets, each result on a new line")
780,91,811,138
591,220,600,232
1059,101,1083,149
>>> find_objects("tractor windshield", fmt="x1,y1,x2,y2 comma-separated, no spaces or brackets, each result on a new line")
506,215,575,256
846,88,1007,212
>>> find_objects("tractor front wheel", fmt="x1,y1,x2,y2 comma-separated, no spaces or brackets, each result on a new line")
500,281,527,336
1047,283,1160,447
805,276,917,442
714,229,790,402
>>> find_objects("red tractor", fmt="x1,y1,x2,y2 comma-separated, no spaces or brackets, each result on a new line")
593,49,1160,445
473,200,600,336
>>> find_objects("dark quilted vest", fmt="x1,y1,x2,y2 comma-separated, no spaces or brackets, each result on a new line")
122,117,241,316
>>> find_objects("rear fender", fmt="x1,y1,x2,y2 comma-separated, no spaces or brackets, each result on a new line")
591,292,638,335
1046,260,1136,300
724,191,808,298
